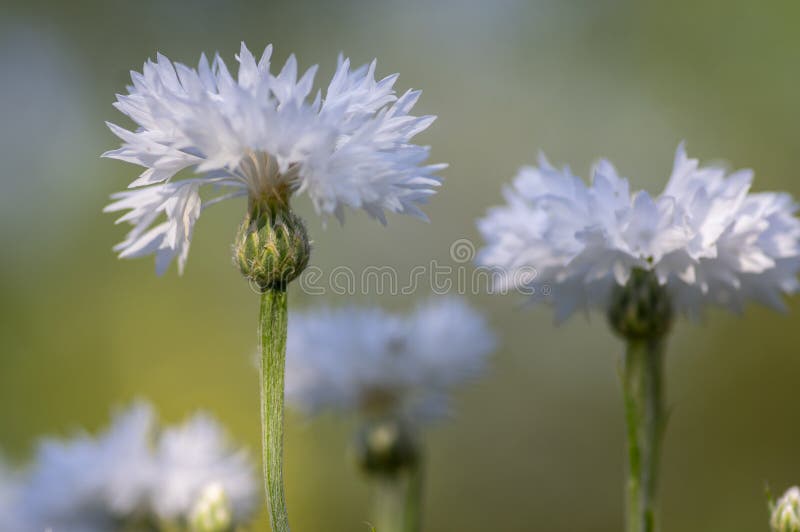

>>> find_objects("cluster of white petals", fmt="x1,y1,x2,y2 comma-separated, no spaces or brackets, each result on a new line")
149,413,256,522
477,144,800,321
2,402,256,532
285,297,495,420
104,43,443,274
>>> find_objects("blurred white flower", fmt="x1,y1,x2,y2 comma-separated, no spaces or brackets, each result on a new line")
13,402,156,532
5,402,257,531
104,42,444,274
477,143,800,321
150,413,257,523
285,297,495,420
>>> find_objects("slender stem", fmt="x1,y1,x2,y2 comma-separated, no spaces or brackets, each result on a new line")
404,459,424,532
622,337,666,532
373,477,405,532
372,465,423,532
259,288,290,532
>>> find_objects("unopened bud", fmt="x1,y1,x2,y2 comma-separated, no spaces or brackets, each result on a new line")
772,487,800,532
608,268,673,340
189,483,233,532
234,202,310,292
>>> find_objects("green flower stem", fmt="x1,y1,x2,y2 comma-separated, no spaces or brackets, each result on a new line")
372,464,423,532
403,459,424,532
622,337,667,532
259,287,290,532
373,477,405,532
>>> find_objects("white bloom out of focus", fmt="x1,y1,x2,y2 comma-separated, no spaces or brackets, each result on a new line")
477,143,800,321
5,402,257,531
13,402,156,532
150,414,257,523
772,487,800,532
285,297,495,421
104,42,444,274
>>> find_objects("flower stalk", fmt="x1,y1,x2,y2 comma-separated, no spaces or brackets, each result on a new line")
403,458,424,532
356,417,423,532
609,268,673,532
259,287,290,532
371,464,423,532
236,196,310,532
372,476,406,532
621,337,666,532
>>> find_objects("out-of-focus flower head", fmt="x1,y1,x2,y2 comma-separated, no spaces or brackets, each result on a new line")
5,401,257,531
286,297,495,421
477,143,800,321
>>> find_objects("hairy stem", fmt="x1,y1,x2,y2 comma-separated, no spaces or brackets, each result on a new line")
622,338,666,532
259,288,290,532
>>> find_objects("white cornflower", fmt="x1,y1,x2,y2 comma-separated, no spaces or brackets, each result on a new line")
5,402,257,531
12,402,157,532
150,413,257,523
477,143,800,320
285,297,495,420
103,42,444,274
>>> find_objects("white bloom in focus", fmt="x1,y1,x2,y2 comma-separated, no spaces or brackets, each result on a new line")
150,413,257,524
13,402,156,532
285,297,495,420
104,42,444,274
477,143,800,320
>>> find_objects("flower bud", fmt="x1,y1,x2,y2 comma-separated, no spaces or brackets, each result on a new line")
353,417,419,477
234,202,310,292
608,268,673,341
772,487,800,532
189,483,233,532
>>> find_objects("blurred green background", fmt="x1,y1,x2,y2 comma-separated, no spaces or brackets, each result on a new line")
1,0,799,530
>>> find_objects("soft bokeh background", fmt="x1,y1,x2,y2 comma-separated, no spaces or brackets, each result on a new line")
2,0,799,530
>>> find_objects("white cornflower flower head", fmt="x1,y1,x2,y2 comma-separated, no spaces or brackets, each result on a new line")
103,42,444,274
285,297,495,421
13,402,157,532
477,143,800,321
4,402,257,531
150,413,257,524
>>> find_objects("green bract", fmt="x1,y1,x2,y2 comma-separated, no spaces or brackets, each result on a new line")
608,269,673,341
235,203,310,292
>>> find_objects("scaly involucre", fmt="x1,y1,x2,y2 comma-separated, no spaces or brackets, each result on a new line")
285,297,495,421
104,42,444,274
477,144,800,320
